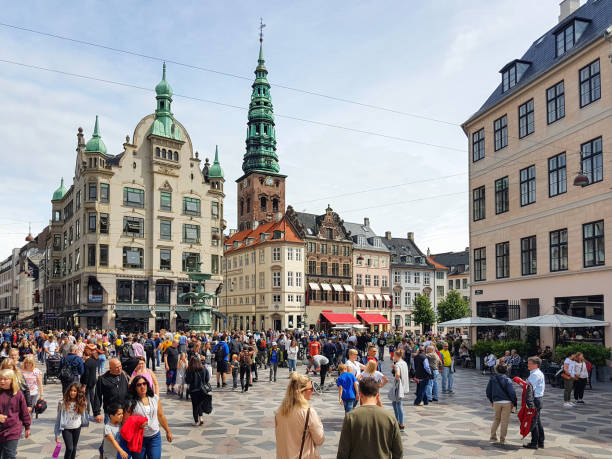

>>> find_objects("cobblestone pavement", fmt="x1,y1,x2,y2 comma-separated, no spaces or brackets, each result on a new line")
15,358,612,458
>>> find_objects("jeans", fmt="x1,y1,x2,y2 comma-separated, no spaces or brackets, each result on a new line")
563,379,574,402
232,370,239,389
120,431,162,459
240,365,251,391
0,439,18,459
378,346,385,361
146,352,156,371
269,362,278,381
287,359,297,373
490,402,513,442
156,349,161,367
426,369,439,400
414,379,429,405
342,398,356,413
62,427,81,459
392,400,404,425
529,397,544,446
574,377,587,400
320,364,329,386
441,366,453,391
98,354,106,374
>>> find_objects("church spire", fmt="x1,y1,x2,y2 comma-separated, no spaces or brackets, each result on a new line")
241,20,280,175
150,63,181,140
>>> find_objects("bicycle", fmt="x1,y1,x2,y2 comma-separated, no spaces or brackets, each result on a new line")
310,376,337,395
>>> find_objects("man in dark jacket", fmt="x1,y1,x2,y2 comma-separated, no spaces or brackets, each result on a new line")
486,363,517,445
93,358,129,423
413,348,431,406
60,344,84,393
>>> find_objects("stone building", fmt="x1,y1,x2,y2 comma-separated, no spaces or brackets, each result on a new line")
0,249,19,324
431,250,470,303
45,65,225,332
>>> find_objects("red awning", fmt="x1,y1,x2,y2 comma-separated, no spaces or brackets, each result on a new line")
358,313,391,325
320,312,360,325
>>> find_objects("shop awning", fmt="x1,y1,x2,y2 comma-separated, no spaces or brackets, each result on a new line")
320,283,332,291
176,310,190,320
308,283,320,291
357,293,366,300
365,293,375,301
374,294,383,301
383,294,391,302
358,313,391,325
115,309,153,319
332,284,343,292
77,310,105,318
320,312,360,325
343,285,354,292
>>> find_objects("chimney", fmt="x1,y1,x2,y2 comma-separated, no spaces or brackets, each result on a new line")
385,231,392,240
559,0,580,23
364,217,370,227
407,232,414,241
252,221,259,230
427,247,431,257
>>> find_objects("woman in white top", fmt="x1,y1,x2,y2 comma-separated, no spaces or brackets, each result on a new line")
563,352,577,407
359,360,389,407
122,375,172,459
287,339,299,374
391,349,410,431
345,349,365,378
21,356,43,408
572,352,589,404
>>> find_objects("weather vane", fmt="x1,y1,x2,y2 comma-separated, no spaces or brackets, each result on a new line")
259,17,266,43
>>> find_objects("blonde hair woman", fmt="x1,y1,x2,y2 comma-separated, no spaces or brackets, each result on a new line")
0,359,32,412
275,373,324,458
0,369,31,457
21,356,44,407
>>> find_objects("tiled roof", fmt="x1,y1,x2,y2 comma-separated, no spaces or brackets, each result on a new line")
224,215,303,254
426,256,447,270
384,237,432,268
464,0,612,124
343,221,389,253
105,152,124,166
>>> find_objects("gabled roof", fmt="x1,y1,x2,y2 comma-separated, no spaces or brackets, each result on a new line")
294,209,351,241
343,221,389,253
464,0,612,125
431,250,470,275
384,237,432,269
223,215,303,254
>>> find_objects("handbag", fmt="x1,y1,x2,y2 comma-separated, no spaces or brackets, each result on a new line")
387,378,403,402
298,407,311,459
200,369,212,394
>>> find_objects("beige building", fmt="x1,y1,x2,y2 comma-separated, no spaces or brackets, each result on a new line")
46,65,225,332
463,0,611,347
0,249,19,323
431,250,470,303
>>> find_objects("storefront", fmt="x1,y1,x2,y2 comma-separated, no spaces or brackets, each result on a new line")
176,308,190,331
115,307,153,333
319,311,360,330
356,312,391,332
554,295,605,345
77,310,104,330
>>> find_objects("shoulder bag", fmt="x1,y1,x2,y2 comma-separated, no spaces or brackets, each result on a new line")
298,407,311,459
200,369,212,394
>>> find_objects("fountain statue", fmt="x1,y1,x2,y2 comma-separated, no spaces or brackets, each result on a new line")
181,263,218,333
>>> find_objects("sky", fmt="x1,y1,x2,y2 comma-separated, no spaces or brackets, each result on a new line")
0,0,565,259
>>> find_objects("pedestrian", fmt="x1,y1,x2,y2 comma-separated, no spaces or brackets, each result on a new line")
97,342,108,375
287,339,298,374
562,352,577,407
413,348,431,407
130,357,160,395
80,348,98,417
306,354,330,386
359,360,389,388
230,354,240,390
176,353,188,399
164,340,179,394
54,382,89,459
486,363,517,445
390,349,410,430
102,403,127,459
212,337,229,388
268,342,281,382
483,351,496,376
93,358,130,424
425,345,441,402
572,352,589,404
275,373,324,459
184,356,212,426
0,359,32,413
337,364,359,414
524,356,545,450
377,334,386,362
345,349,365,378
60,344,84,394
0,368,31,458
239,347,253,392
21,356,44,409
337,378,403,459
440,341,454,393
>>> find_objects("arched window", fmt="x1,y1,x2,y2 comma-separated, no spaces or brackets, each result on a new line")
173,151,178,161
272,198,279,213
260,196,267,212
155,147,160,157
240,199,244,216
246,198,251,213
162,149,166,159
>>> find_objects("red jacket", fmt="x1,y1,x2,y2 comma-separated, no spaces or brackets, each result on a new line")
120,415,148,453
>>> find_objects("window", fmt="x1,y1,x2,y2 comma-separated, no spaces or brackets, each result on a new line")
583,220,604,267
211,255,219,275
259,272,265,289
548,153,567,197
75,220,80,240
123,247,144,269
495,242,509,279
183,197,200,216
160,249,171,270
183,224,200,243
494,115,507,151
462,278,467,289
99,245,108,267
88,212,97,232
394,271,400,283
98,213,108,234
320,262,328,276
88,183,97,201
273,271,281,287
437,286,444,298
287,271,293,286
287,295,294,303
160,220,171,240
474,247,486,281
423,272,430,285
123,216,144,238
155,282,171,304
273,247,281,262
494,177,509,214
296,272,302,287
123,187,144,207
134,280,148,304
520,165,536,206
87,244,96,267
326,228,333,240
63,231,67,249
404,291,411,307
555,21,574,56
546,81,565,124
160,192,171,211
448,280,453,290
287,247,293,260
356,274,363,286
211,201,219,219
518,99,534,138
550,229,568,272
296,248,302,261
331,244,338,255
455,279,461,289
308,242,316,253
502,65,517,92
472,128,485,162
76,190,81,210
320,244,328,255
273,295,281,303
342,246,350,256
373,275,379,286
521,236,537,276
75,248,80,270
581,137,603,185
332,263,339,276
308,260,316,275
182,252,200,271
579,59,601,107
382,275,388,287
364,274,371,286
259,249,265,263
211,227,219,246
117,280,132,303
414,272,420,283
472,186,485,221
100,183,109,203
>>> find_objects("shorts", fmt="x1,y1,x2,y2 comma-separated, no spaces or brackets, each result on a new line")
166,369,177,386
216,360,228,374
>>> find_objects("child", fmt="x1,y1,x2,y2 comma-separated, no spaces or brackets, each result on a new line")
103,403,128,459
389,343,395,361
336,364,359,414
176,352,188,399
54,382,89,459
230,354,239,390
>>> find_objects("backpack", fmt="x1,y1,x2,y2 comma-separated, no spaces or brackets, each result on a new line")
144,340,154,353
59,361,75,382
258,339,266,351
34,398,47,418
125,343,136,359
214,343,227,362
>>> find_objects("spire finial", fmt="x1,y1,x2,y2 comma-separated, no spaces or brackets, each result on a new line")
214,144,219,161
259,17,266,43
93,115,100,137
162,61,167,80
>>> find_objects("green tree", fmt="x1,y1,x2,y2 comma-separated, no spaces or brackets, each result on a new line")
411,293,436,333
437,290,470,323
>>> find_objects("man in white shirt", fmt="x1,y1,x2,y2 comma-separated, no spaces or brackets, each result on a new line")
525,356,545,450
562,352,577,407
307,354,330,386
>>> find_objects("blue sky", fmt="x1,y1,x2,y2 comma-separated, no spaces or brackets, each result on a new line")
0,0,562,258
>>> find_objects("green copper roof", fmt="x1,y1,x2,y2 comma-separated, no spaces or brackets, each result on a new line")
52,177,68,201
208,145,224,179
241,41,279,175
150,63,181,141
85,116,107,155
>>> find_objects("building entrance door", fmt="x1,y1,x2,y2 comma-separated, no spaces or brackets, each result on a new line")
273,319,281,331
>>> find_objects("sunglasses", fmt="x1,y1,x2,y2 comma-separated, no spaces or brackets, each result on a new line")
136,382,148,387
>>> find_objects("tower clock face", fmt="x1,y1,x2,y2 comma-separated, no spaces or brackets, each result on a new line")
265,176,274,186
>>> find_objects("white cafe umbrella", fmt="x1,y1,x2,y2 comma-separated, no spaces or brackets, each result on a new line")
437,317,507,327
506,314,609,327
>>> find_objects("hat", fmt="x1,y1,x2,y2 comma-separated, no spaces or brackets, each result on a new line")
272,342,277,346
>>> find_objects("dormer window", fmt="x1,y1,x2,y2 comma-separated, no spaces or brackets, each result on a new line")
555,19,590,57
500,60,531,93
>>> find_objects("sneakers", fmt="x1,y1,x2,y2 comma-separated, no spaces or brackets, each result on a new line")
523,444,538,450
217,382,221,388
222,382,227,387
489,437,498,443
563,402,574,407
576,400,585,404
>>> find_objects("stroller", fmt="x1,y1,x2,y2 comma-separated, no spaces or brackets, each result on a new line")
44,355,61,384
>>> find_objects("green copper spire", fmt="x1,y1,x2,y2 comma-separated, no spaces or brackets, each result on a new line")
241,36,279,175
85,115,107,155
150,63,181,141
52,177,68,201
208,145,224,179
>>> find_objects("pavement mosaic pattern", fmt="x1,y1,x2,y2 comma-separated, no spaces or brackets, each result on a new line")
15,356,612,458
